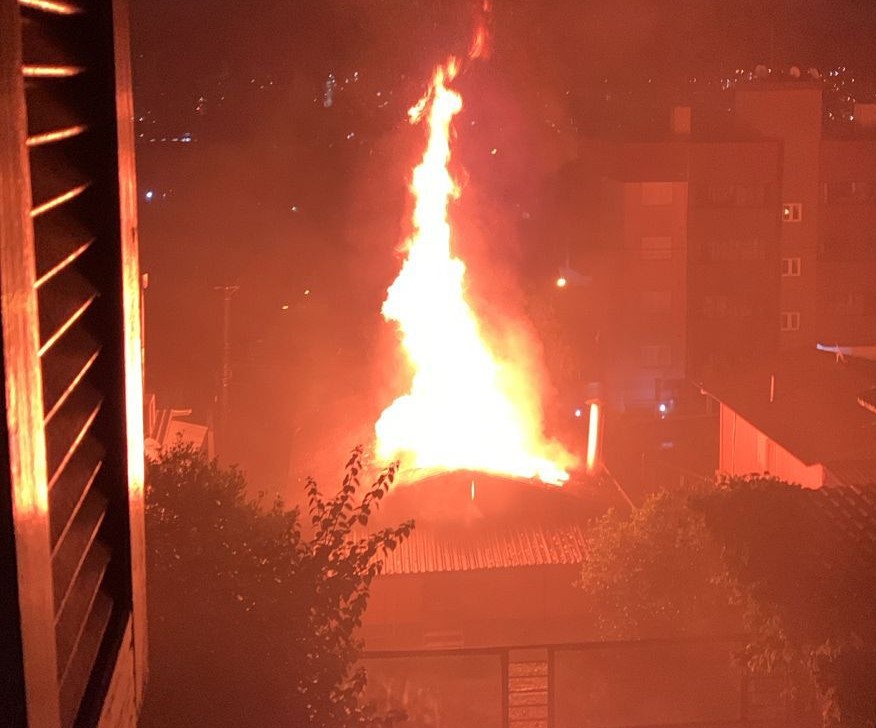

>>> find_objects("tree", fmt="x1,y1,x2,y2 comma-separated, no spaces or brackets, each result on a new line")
577,485,737,640
141,442,413,728
695,477,876,728
578,477,876,728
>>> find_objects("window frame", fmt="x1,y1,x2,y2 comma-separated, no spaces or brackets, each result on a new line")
780,311,801,331
640,235,673,261
781,257,802,277
782,202,803,223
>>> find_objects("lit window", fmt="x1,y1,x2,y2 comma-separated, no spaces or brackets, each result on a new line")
641,182,673,206
641,236,672,260
780,311,801,331
782,202,803,222
781,257,801,276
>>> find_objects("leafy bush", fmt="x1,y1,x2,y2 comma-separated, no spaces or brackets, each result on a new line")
142,442,412,728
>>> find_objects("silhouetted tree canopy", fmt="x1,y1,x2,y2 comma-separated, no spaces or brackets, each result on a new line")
141,442,412,728
696,477,876,728
577,484,737,640
579,476,876,728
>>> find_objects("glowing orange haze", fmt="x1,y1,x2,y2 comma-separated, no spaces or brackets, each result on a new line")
375,58,575,485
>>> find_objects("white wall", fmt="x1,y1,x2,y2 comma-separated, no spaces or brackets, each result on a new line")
718,403,824,489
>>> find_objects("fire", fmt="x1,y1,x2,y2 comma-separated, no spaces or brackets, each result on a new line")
375,58,574,485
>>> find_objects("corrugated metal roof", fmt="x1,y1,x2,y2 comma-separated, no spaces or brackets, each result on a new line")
825,459,876,488
814,484,876,564
379,521,588,576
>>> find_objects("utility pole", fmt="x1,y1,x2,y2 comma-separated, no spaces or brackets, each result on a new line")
214,285,239,454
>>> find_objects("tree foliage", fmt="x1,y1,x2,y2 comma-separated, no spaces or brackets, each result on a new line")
579,476,876,728
577,486,737,640
142,442,413,728
696,477,876,728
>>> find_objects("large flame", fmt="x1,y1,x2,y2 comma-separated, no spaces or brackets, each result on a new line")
375,58,573,485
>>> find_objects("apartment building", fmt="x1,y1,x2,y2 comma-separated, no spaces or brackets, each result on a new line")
568,80,876,412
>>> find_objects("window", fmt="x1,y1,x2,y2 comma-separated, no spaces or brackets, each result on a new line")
780,311,801,331
782,203,803,222
641,236,672,260
641,182,673,206
781,257,801,276
641,344,672,368
703,237,763,262
819,235,876,261
696,183,767,207
641,290,672,314
822,181,875,205
702,295,753,319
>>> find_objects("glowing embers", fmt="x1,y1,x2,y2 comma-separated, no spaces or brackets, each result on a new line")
375,59,573,485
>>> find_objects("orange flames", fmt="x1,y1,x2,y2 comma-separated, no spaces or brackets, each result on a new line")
375,57,574,485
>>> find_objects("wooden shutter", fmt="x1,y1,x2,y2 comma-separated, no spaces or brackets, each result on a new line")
2,0,146,726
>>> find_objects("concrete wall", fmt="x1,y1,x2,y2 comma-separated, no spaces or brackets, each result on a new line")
817,141,876,344
735,85,823,350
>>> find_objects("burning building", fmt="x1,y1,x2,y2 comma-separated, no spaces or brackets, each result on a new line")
356,41,761,728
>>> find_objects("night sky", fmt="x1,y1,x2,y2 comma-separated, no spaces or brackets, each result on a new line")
130,0,876,494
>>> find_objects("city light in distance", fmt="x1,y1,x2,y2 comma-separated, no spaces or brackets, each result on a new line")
556,276,567,288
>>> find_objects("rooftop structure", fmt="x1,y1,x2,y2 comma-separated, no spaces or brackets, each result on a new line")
703,349,876,488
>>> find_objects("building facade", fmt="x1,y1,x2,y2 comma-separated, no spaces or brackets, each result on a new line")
566,82,876,413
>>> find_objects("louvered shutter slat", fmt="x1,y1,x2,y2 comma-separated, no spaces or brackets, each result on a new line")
44,381,102,482
48,436,104,549
37,265,97,355
33,203,95,286
27,137,92,218
20,8,87,71
41,320,100,422
25,76,92,141
54,540,110,676
51,486,107,613
19,0,83,15
58,590,113,728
